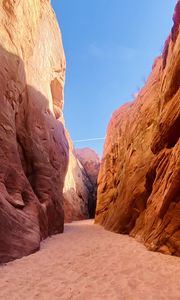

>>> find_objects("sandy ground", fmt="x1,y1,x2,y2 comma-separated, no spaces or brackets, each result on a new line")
0,220,180,300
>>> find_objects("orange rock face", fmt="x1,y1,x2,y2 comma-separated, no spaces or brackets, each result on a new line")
63,136,93,222
95,2,180,256
0,0,68,263
76,148,100,217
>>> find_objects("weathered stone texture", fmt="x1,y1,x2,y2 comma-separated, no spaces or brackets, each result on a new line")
0,0,68,263
95,2,180,256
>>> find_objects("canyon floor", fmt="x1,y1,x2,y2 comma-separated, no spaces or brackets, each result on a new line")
0,220,180,300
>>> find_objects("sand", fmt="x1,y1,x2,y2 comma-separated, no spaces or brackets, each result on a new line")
0,220,180,300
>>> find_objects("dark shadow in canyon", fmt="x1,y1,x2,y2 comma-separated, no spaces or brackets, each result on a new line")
0,45,70,263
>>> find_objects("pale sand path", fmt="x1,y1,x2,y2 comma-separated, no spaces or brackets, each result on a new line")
0,220,180,300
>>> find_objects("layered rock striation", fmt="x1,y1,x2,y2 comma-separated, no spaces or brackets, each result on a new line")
95,1,180,256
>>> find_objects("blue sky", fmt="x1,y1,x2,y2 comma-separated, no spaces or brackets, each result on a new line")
51,0,176,156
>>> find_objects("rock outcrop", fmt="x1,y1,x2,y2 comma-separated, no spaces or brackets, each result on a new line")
95,1,180,256
63,144,100,222
76,148,100,217
63,135,92,222
0,0,69,263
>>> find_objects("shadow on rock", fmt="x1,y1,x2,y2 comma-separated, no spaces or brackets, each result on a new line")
0,46,69,263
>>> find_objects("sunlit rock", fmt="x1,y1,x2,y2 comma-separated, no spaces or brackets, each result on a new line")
0,0,68,263
95,1,180,256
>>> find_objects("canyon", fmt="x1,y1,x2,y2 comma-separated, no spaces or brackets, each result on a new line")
0,1,179,299
95,1,180,256
0,0,179,268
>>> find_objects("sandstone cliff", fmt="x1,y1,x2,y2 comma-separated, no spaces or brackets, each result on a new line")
0,0,69,263
0,0,100,263
95,1,180,256
76,148,100,217
63,135,93,222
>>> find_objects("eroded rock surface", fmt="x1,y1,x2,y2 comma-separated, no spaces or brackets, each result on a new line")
63,143,100,222
95,2,180,256
76,148,100,217
63,135,91,222
0,0,68,263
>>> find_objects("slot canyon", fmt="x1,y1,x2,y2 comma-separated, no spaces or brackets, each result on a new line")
0,1,179,299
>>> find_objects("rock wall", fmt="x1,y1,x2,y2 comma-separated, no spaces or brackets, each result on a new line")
0,0,69,263
0,0,100,262
76,148,100,217
63,143,100,222
95,1,180,256
63,134,92,222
